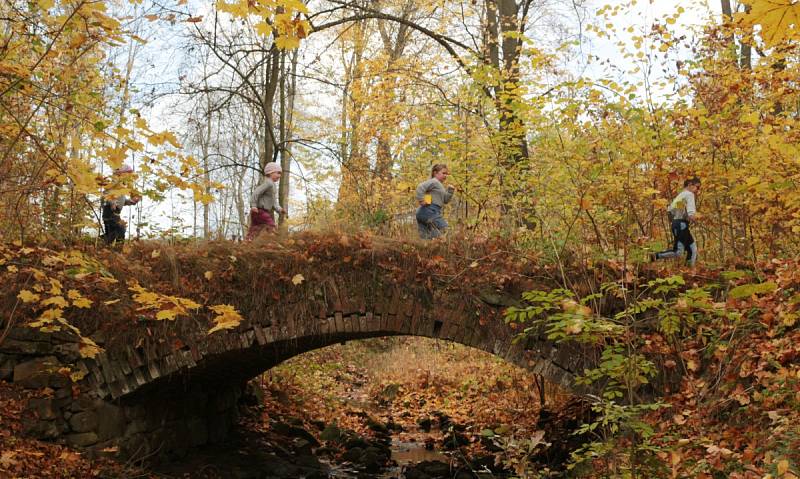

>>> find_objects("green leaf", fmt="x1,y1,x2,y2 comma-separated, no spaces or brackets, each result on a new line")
721,270,748,281
729,281,777,299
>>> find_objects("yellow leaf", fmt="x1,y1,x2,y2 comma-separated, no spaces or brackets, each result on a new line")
686,359,699,372
7,265,17,273
38,308,63,321
275,35,300,50
777,459,789,475
49,278,62,295
104,299,120,305
42,296,69,308
736,0,800,47
151,250,160,258
79,338,102,358
17,290,40,303
208,304,244,334
156,309,178,320
291,273,304,285
73,297,92,309
204,271,213,280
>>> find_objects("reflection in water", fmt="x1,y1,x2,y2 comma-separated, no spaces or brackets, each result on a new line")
328,438,450,478
391,440,449,465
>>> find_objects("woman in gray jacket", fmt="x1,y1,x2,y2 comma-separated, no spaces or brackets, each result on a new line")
415,164,455,239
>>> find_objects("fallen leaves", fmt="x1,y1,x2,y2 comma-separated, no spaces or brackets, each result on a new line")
0,382,136,477
208,304,244,334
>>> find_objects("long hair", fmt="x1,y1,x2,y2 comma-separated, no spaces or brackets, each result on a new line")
431,164,448,178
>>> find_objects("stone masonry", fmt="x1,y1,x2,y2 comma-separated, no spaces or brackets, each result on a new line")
0,245,595,463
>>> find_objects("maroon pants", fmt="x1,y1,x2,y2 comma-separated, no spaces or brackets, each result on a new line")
246,209,276,240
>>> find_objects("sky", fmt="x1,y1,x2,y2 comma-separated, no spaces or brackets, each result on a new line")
118,0,721,238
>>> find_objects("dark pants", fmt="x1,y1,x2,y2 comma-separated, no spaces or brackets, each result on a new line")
246,209,276,240
655,219,697,265
416,204,447,239
103,217,126,244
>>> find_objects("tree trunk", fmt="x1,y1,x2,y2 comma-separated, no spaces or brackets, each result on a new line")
279,48,298,223
486,0,529,166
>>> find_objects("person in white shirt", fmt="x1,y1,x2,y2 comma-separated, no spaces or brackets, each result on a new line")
653,177,701,266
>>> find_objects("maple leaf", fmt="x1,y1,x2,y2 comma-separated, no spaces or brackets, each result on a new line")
736,0,800,47
275,35,300,50
17,289,39,303
49,278,62,295
41,296,68,308
208,304,244,334
156,309,179,320
72,297,92,308
292,273,305,285
204,271,213,280
79,337,102,358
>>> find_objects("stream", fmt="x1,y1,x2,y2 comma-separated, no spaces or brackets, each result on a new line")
327,437,451,478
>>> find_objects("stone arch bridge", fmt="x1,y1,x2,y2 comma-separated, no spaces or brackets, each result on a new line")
3,236,597,461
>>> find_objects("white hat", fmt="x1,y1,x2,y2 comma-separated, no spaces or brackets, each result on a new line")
264,162,282,175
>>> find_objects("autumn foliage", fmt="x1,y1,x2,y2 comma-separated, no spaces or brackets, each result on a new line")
2,0,800,477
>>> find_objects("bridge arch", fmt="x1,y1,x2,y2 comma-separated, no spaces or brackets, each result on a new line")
8,240,595,461
69,271,592,460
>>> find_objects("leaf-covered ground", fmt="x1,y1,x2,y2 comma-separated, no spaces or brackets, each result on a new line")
0,381,143,478
641,260,800,479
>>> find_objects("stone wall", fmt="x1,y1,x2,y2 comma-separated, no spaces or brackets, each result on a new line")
1,327,244,462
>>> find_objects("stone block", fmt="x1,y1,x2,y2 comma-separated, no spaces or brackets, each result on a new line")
70,395,97,412
125,418,149,436
23,418,61,439
28,397,58,420
97,403,126,441
54,386,71,400
13,356,61,388
53,343,82,363
69,411,98,433
66,432,99,447
0,356,15,380
1,338,53,355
